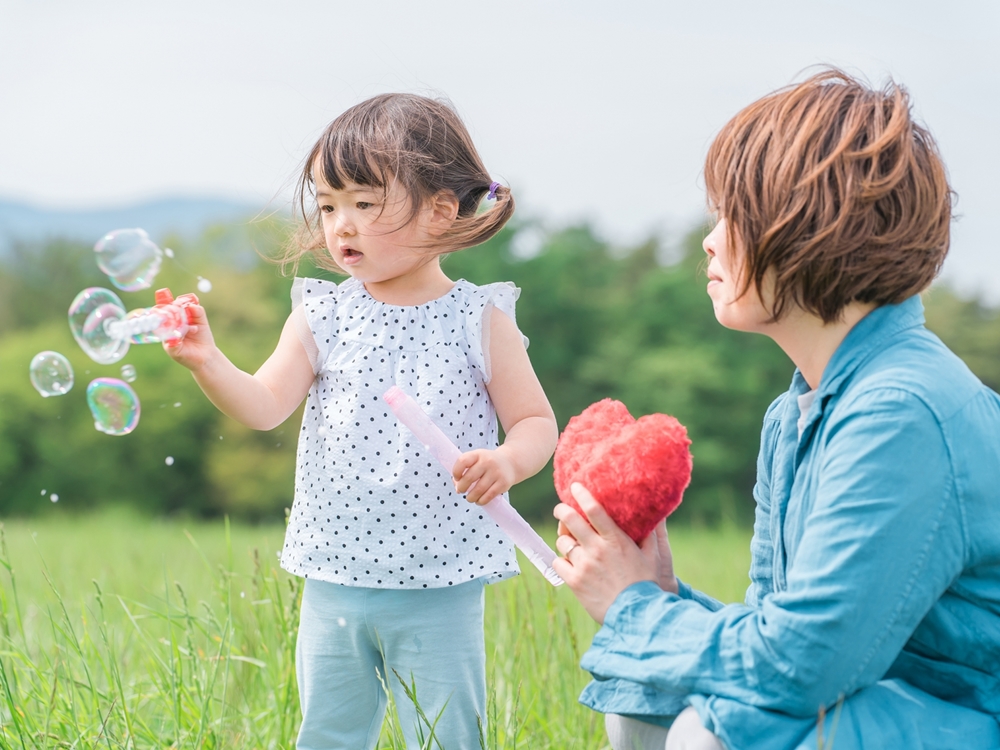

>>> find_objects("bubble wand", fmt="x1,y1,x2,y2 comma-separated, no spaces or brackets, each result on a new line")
383,386,563,586
69,287,198,365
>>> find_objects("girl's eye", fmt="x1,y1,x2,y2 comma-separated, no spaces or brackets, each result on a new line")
320,205,334,214
357,201,373,210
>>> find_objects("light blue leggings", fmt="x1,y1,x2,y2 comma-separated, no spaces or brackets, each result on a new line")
295,577,487,750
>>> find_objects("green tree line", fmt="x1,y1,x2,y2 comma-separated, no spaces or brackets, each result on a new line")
2,220,999,524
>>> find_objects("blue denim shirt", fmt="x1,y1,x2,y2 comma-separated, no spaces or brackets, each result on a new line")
579,297,1000,748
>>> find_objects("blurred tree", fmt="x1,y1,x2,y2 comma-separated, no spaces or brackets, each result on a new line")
2,217,998,526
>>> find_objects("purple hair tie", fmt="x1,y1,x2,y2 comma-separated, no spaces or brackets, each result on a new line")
487,181,500,201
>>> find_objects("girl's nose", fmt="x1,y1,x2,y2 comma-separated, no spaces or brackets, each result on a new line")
333,213,356,237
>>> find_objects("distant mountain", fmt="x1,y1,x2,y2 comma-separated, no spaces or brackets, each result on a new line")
0,196,265,250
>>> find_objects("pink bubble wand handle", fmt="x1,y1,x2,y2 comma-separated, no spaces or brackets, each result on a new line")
383,386,563,586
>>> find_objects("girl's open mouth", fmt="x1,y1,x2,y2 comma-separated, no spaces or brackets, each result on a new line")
340,247,363,265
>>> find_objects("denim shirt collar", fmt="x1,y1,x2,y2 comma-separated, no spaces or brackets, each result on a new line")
792,295,926,436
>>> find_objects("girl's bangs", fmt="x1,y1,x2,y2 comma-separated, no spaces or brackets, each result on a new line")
317,129,388,193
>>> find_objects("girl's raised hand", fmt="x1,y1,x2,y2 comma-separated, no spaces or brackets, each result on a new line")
162,303,218,372
452,448,517,506
553,483,677,624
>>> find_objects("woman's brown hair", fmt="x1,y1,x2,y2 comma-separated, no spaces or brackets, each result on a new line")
704,68,953,323
284,93,514,274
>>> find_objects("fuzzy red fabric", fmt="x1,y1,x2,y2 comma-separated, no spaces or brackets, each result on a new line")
553,399,692,543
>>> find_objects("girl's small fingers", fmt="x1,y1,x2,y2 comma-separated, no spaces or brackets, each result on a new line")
452,454,476,483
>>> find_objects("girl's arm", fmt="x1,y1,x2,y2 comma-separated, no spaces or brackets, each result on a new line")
165,304,315,431
452,308,558,504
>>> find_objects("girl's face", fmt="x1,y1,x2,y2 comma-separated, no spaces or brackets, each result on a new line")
314,165,435,285
703,218,773,333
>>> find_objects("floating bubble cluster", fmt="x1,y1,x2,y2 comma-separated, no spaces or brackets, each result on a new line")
94,228,163,291
120,364,137,382
86,378,140,436
30,351,74,397
68,287,130,364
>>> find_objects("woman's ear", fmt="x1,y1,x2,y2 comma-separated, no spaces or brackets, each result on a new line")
424,190,460,237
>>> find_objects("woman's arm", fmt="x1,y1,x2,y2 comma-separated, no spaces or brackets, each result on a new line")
165,305,315,431
452,308,559,505
563,390,964,718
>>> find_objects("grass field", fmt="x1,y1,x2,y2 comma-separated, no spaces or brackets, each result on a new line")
0,510,751,749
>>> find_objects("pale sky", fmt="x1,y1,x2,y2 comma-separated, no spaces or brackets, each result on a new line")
3,0,999,298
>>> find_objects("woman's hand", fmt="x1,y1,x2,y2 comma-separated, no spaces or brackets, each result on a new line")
453,447,518,505
553,483,678,624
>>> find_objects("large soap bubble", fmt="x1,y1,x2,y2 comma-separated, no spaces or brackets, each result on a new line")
86,378,140,435
94,228,163,292
29,351,74,397
68,287,129,364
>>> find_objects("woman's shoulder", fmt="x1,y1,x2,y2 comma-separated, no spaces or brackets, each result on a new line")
847,327,990,423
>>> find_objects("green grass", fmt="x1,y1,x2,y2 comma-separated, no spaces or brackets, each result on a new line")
0,510,751,749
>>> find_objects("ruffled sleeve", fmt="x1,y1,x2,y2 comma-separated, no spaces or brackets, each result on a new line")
291,277,339,374
464,281,529,384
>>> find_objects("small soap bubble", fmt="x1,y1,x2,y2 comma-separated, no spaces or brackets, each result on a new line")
86,378,140,436
68,287,129,364
197,277,213,293
30,351,74,397
40,489,46,496
94,228,163,291
173,402,182,408
120,363,137,383
164,247,175,258
50,494,59,503
240,591,246,599
165,456,175,466
337,617,347,627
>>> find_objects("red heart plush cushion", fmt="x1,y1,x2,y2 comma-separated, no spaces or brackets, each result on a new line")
554,399,692,543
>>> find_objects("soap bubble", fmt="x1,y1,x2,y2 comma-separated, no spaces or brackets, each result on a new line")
165,456,174,466
94,228,163,291
120,364,137,382
86,378,140,436
50,494,59,503
197,277,212,293
40,489,46,495
68,287,129,364
29,351,74,397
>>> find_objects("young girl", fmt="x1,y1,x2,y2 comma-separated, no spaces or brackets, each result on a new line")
554,70,1000,749
165,93,558,749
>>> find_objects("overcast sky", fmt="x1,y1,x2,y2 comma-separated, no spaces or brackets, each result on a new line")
3,0,999,298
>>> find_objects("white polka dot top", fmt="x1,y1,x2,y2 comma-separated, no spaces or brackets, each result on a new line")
279,276,525,589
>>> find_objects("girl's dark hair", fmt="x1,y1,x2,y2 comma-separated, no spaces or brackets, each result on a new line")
284,93,514,274
704,68,953,323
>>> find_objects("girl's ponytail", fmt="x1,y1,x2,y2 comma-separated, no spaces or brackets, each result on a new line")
438,182,515,255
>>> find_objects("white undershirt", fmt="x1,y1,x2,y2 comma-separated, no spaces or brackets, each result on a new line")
797,389,818,438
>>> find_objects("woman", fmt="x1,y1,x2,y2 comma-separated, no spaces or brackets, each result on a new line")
552,70,1000,750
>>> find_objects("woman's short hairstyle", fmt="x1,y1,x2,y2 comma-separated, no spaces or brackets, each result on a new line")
704,68,953,323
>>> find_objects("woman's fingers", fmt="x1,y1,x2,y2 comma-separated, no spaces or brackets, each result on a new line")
553,501,599,545
569,483,626,539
